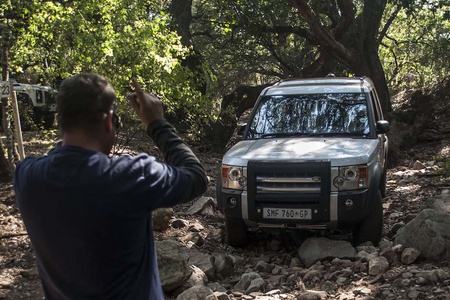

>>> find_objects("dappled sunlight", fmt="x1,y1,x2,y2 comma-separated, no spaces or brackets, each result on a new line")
393,184,421,193
224,137,379,166
438,144,450,158
20,131,59,156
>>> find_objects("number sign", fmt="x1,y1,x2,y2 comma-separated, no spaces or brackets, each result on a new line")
1,81,11,99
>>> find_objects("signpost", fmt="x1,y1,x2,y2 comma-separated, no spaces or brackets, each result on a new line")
1,80,25,160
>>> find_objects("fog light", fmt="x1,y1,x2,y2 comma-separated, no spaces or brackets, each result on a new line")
228,197,237,208
238,177,247,188
333,176,345,188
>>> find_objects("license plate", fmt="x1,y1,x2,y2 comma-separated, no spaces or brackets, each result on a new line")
263,208,312,220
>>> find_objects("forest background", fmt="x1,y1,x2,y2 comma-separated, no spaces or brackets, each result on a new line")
0,0,449,181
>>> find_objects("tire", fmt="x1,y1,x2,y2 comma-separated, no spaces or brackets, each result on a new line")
33,112,54,130
16,94,35,131
216,172,223,212
352,191,383,246
380,168,387,198
42,113,55,130
224,216,248,247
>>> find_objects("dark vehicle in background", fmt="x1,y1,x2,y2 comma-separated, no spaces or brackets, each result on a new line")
13,83,57,130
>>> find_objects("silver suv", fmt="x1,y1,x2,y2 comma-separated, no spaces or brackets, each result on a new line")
217,77,389,247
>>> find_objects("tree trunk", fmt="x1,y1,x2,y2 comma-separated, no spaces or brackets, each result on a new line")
360,0,391,114
168,0,207,95
1,24,16,178
0,135,12,183
365,53,392,115
209,84,271,150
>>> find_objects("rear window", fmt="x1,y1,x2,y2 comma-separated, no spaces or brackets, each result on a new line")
247,93,369,139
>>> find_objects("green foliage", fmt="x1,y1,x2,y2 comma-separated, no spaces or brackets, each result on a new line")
2,0,211,135
380,2,450,93
8,1,181,85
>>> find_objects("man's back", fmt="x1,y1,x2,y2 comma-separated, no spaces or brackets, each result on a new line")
14,74,208,299
15,144,190,299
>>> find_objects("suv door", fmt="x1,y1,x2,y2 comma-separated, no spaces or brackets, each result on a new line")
370,88,389,197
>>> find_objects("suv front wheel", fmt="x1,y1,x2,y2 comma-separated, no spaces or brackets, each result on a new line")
217,172,249,247
380,168,387,198
352,191,383,246
224,216,248,247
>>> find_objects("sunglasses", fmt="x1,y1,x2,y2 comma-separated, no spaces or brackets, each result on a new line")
105,105,121,130
112,111,121,130
111,112,122,131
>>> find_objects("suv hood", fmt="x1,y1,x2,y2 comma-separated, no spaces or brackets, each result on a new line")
223,138,380,167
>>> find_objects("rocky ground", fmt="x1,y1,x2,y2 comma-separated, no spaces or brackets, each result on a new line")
1,126,450,300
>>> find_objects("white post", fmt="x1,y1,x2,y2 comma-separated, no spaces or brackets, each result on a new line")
10,82,25,160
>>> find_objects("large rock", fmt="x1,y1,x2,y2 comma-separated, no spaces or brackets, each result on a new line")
213,254,234,279
430,189,450,214
172,265,208,296
176,285,215,300
186,197,216,216
368,256,389,276
180,247,216,280
156,240,192,292
297,290,328,300
234,272,262,292
394,209,450,262
298,237,356,267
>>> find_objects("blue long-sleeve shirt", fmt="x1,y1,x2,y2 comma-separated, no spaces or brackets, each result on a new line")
14,119,208,300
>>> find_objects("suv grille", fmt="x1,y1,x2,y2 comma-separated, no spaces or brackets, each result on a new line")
247,160,331,221
256,175,321,193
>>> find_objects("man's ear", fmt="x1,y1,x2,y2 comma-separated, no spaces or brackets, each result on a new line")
105,111,114,133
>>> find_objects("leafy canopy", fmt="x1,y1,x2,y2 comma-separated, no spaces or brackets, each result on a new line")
380,1,450,93
2,0,208,130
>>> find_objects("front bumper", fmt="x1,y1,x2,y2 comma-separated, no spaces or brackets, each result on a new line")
219,187,374,230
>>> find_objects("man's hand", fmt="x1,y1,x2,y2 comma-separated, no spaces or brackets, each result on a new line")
129,78,164,128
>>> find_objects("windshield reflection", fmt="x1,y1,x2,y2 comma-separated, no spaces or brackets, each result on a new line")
247,93,369,139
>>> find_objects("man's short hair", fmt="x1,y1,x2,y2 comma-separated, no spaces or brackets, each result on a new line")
57,73,116,133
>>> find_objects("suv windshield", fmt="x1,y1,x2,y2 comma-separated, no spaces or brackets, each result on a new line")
247,93,370,139
45,91,56,105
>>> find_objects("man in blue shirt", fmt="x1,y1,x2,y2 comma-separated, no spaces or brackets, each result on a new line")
13,73,208,299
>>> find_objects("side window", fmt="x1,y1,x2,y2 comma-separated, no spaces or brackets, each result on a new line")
370,90,383,121
36,90,43,104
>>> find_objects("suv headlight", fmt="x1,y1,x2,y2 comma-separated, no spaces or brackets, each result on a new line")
333,165,368,190
221,165,247,190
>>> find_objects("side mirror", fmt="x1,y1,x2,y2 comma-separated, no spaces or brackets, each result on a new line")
237,124,247,136
376,120,390,134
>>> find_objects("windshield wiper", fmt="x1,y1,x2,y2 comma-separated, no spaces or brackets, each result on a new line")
261,132,309,138
306,132,367,138
261,132,367,138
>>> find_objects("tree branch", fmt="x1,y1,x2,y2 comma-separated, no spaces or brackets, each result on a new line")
333,0,356,41
361,0,387,51
288,0,356,66
378,3,402,45
257,25,314,42
0,233,28,239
